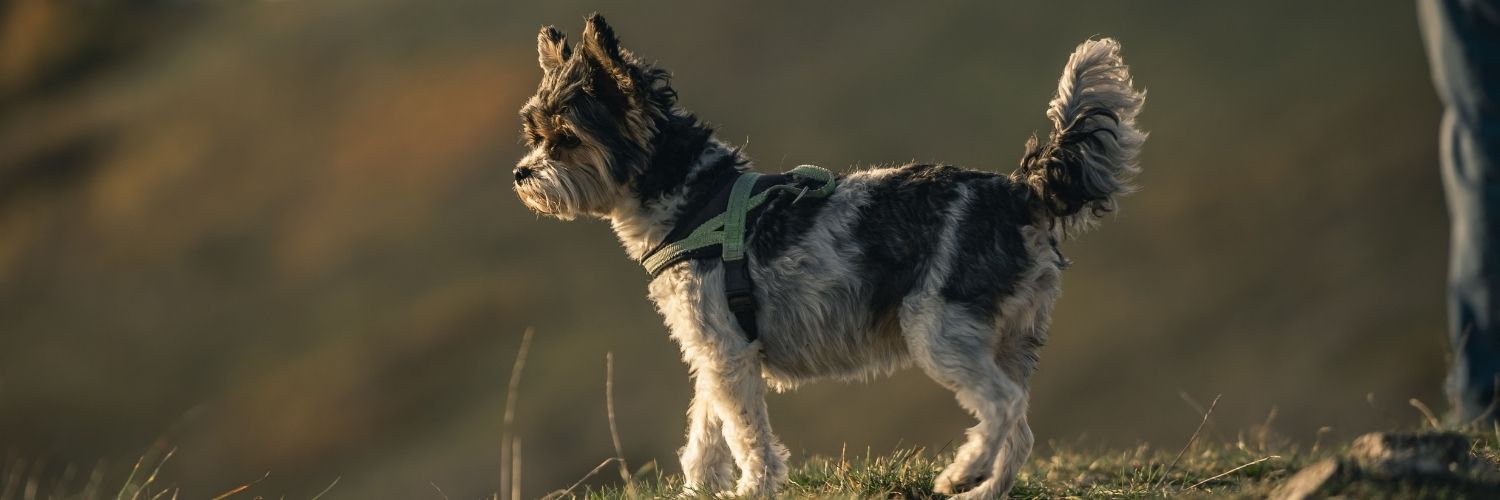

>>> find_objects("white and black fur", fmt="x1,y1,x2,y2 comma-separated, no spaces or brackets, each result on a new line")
514,14,1145,499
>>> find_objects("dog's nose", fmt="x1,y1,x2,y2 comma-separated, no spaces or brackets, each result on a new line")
514,166,533,183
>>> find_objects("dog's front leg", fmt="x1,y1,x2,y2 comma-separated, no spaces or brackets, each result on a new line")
697,343,788,497
679,373,735,494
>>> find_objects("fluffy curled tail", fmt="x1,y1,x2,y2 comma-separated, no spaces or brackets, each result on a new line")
1014,38,1146,234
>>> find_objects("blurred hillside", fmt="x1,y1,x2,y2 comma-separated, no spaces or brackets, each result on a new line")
0,1,1448,498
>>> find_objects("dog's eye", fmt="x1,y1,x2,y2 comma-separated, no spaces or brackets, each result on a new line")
556,133,581,149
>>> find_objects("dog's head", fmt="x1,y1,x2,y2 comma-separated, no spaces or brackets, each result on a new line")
514,14,675,220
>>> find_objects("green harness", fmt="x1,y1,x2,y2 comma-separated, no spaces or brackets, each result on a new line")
639,165,837,342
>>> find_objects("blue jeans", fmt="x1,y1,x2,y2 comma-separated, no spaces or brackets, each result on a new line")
1420,0,1500,424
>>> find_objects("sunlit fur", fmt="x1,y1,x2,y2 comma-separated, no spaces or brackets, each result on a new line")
513,15,1146,499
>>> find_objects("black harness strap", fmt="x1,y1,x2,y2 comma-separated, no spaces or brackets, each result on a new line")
723,251,758,342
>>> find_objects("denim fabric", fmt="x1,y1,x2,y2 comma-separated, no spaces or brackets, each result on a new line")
1420,0,1500,423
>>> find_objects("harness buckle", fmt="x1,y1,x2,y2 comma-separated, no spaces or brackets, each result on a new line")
724,261,755,309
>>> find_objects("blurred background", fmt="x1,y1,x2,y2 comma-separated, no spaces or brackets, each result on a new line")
0,0,1450,498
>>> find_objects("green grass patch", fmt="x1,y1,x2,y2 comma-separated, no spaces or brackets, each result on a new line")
575,427,1500,499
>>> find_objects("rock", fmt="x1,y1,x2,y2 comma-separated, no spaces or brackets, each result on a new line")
1347,431,1470,477
1270,432,1500,499
1269,458,1348,500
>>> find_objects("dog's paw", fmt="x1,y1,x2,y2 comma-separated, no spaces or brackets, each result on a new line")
946,476,1017,500
681,464,735,494
934,468,989,495
732,476,781,499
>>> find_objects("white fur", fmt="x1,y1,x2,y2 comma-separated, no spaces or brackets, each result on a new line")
518,35,1146,499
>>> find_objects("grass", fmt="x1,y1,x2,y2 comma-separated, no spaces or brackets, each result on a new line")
568,426,1500,499
579,443,1286,499
41,424,1496,499
21,337,1488,499
512,345,1500,499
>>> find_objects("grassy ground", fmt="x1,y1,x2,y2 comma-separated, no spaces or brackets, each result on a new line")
571,426,1500,499
62,422,1500,499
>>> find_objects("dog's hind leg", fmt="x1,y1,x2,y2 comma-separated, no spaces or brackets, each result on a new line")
974,268,1055,497
679,374,735,494
903,302,1027,498
991,413,1034,497
983,332,1048,497
960,354,1035,499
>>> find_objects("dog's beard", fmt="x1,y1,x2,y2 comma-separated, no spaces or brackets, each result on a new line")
514,148,623,220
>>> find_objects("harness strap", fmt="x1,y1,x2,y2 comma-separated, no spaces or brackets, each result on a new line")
722,173,761,262
640,165,836,276
638,165,837,343
721,173,761,341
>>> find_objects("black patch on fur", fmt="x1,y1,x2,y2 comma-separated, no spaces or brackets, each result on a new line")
940,176,1036,317
566,93,647,184
747,175,833,262
585,66,633,122
670,153,739,218
853,164,989,317
634,111,717,205
1015,108,1123,221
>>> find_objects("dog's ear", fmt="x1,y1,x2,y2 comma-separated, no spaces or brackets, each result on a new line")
537,25,572,73
580,13,638,93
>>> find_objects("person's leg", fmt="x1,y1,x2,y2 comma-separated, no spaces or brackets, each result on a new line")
1420,0,1500,424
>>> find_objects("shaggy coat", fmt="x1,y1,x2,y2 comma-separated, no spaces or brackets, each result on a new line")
514,15,1146,499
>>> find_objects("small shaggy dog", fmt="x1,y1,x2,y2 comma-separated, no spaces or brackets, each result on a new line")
514,14,1145,499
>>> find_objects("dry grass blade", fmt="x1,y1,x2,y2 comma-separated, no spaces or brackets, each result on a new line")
148,486,178,500
309,477,341,500
1187,455,1280,490
1466,394,1500,429
130,448,176,500
113,455,148,500
500,328,534,500
1410,398,1442,430
1152,394,1220,490
430,481,449,500
208,471,269,500
511,438,522,500
1178,390,1228,443
208,484,248,500
1311,426,1333,454
22,457,41,500
541,458,620,500
606,353,632,487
